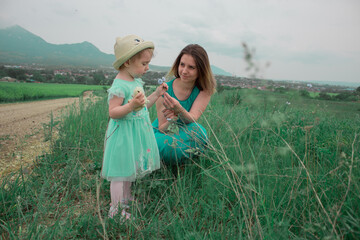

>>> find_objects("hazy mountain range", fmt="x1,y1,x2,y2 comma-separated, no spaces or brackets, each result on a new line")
0,25,232,76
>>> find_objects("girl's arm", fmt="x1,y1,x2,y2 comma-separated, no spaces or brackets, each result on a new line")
109,93,145,119
162,91,211,124
146,83,168,109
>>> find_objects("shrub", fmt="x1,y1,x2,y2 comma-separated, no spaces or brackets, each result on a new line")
224,90,242,105
318,92,332,100
299,89,310,98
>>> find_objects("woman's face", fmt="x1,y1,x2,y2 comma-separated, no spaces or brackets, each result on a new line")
178,54,198,83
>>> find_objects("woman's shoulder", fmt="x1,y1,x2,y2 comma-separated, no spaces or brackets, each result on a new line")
165,78,176,94
167,78,176,87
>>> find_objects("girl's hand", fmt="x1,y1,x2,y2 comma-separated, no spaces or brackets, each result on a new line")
129,92,145,110
155,83,168,97
163,92,183,114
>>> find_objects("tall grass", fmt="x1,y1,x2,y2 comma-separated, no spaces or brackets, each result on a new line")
1,89,359,239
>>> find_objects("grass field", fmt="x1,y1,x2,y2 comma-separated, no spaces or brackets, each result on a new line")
1,88,359,239
0,82,108,102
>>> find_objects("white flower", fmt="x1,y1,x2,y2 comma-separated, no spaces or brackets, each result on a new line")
158,77,166,85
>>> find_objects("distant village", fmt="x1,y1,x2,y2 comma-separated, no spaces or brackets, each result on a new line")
214,75,356,93
0,64,358,95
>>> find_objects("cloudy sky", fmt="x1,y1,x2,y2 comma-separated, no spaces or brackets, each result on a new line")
1,0,359,84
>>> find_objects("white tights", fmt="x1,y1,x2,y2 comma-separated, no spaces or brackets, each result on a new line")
110,181,132,208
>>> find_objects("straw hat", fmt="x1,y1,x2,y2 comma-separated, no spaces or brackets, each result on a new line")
113,35,154,70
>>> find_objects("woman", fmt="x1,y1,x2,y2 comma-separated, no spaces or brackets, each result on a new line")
152,44,216,165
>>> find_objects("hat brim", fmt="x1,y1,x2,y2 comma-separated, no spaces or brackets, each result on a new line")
113,41,154,70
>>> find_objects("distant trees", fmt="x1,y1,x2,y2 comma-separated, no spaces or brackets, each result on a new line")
92,72,106,85
317,90,359,101
0,66,6,78
299,90,310,98
5,68,27,80
296,88,360,102
1,65,359,103
32,72,45,82
54,74,70,84
274,87,289,93
142,71,165,85
318,92,332,100
75,75,89,85
333,92,354,101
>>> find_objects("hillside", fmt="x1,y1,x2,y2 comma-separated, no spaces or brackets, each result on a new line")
0,25,232,76
0,25,114,67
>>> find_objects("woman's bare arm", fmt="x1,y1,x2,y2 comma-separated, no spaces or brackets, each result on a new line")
162,91,211,123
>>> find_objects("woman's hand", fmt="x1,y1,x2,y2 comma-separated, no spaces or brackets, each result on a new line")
163,92,183,115
162,108,177,120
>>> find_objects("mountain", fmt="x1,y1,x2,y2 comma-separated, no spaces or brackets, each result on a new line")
211,65,232,76
0,25,232,76
0,25,114,67
149,65,170,72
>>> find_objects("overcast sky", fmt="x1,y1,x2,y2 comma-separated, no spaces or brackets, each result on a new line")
1,0,359,83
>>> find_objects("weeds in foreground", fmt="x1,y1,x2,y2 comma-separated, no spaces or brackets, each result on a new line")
1,90,359,239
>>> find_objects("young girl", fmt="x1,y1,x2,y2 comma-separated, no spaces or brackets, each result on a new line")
101,35,168,219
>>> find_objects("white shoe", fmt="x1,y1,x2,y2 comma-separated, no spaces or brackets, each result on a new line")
108,204,134,221
108,204,118,218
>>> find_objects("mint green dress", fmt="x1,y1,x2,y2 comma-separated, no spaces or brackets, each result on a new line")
152,79,208,165
101,78,160,182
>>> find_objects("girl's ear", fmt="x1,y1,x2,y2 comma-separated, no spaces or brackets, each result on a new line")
123,59,131,68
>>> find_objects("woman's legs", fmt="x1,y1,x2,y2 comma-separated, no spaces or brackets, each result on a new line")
155,123,208,165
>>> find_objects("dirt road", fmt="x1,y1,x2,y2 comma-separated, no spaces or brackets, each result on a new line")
0,95,91,177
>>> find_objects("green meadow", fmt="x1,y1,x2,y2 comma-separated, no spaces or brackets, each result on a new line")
0,82,107,102
1,88,359,239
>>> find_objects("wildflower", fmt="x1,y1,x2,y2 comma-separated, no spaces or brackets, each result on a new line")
185,147,201,156
158,77,166,85
166,118,179,135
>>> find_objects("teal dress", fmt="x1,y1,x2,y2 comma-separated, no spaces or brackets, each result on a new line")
152,79,208,165
101,78,160,182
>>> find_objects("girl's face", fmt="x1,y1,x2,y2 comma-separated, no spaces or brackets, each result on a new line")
178,54,198,83
128,50,152,78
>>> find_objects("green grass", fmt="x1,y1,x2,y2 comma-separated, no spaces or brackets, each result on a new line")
0,82,108,102
1,89,359,239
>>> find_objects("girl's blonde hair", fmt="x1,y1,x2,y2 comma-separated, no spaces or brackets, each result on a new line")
120,48,154,69
167,44,216,95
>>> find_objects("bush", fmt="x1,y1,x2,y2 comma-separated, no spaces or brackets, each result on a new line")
274,87,289,93
318,92,332,100
299,90,310,98
224,90,242,105
334,92,353,101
